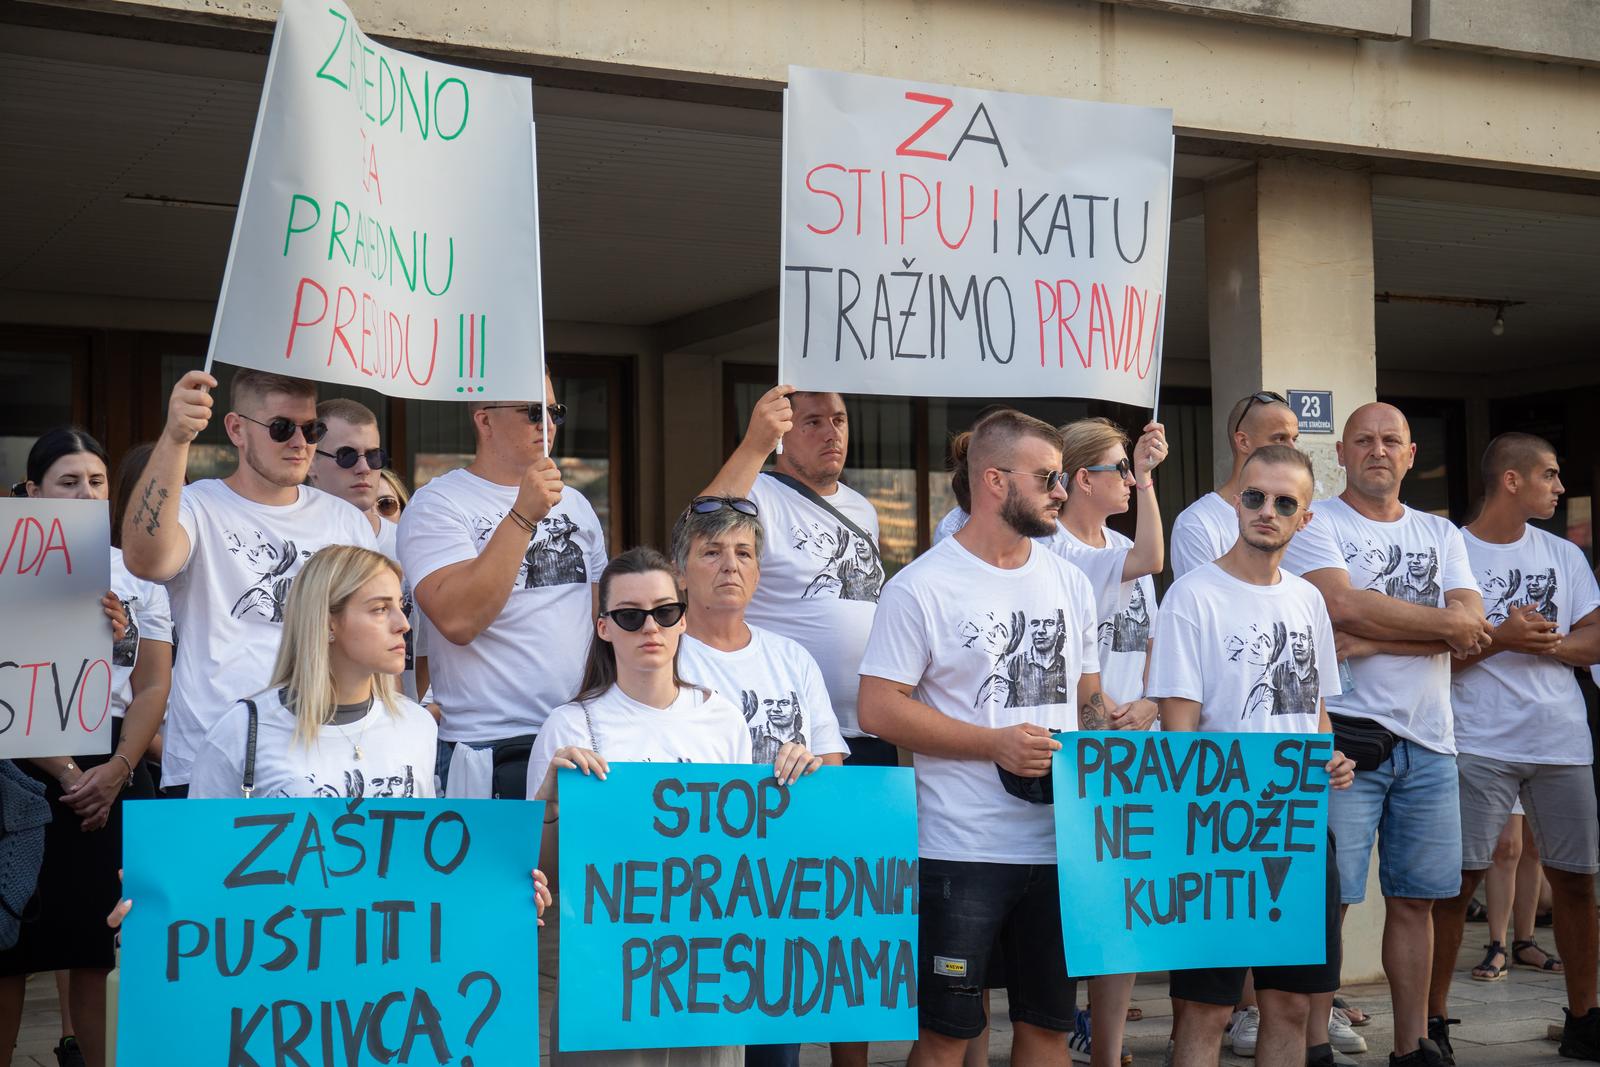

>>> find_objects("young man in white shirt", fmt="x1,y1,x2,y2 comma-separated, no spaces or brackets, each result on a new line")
701,387,892,766
1429,432,1600,1062
1149,445,1356,1067
398,374,604,798
857,408,1154,1067
309,397,429,701
1279,403,1492,1067
119,369,378,795
1170,391,1300,578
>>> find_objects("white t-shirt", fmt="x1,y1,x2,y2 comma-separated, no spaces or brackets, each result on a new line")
526,685,752,799
1280,495,1475,754
1452,526,1600,765
1170,492,1239,579
743,473,883,738
1148,562,1339,734
375,518,429,703
162,480,378,786
677,628,849,764
398,469,606,743
858,537,1099,864
109,547,173,719
188,688,438,799
1052,527,1157,706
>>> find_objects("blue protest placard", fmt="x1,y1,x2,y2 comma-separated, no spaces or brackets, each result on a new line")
119,798,542,1066
557,764,919,1051
1053,731,1331,975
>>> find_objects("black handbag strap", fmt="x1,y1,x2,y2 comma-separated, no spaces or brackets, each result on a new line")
762,471,881,564
241,699,259,798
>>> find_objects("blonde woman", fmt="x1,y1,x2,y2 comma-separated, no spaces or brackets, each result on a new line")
188,545,438,798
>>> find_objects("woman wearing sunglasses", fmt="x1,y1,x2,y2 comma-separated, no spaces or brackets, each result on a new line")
528,547,821,1065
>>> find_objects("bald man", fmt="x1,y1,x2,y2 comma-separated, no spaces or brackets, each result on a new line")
1280,402,1491,1067
1170,391,1300,578
1430,432,1600,1062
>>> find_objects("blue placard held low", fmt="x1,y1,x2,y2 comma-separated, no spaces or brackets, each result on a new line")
1053,731,1331,975
120,798,543,1066
557,764,919,1051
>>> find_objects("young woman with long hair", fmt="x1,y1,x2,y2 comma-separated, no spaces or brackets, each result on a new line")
187,544,437,799
528,546,822,1066
0,429,168,1067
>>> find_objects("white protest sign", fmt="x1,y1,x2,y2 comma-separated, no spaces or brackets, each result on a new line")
781,67,1174,406
0,500,113,758
208,0,544,400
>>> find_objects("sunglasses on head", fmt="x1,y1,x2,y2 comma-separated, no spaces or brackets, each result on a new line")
238,413,327,444
688,496,759,518
996,468,1067,492
601,602,687,632
480,402,567,427
1082,458,1133,479
316,446,390,471
1240,488,1303,517
1230,390,1289,438
376,495,402,518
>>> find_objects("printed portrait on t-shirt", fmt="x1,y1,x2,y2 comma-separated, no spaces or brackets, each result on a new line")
1339,537,1441,606
794,521,884,603
1234,621,1320,721
1478,566,1558,626
740,689,807,763
305,765,419,799
959,608,1071,709
473,510,590,590
1099,584,1151,653
226,531,310,622
112,595,141,667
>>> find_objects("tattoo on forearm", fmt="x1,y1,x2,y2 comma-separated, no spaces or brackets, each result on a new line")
129,479,168,537
1080,691,1107,729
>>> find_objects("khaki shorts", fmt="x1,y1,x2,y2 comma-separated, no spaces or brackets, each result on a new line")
1458,753,1599,875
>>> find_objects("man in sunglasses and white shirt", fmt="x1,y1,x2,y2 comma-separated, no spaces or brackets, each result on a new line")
1170,391,1301,578
121,369,379,795
309,396,429,701
398,373,606,799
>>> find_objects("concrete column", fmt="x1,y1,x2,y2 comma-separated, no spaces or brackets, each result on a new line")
1204,158,1377,498
1205,158,1385,982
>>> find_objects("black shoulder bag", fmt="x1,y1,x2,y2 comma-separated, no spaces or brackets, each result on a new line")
763,471,882,566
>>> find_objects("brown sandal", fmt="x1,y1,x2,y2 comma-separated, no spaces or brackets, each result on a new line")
1471,941,1508,981
1512,938,1563,973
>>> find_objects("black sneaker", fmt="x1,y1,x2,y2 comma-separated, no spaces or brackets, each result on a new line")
1389,1039,1447,1067
1560,1007,1600,1061
1306,1042,1336,1067
54,1036,86,1067
1428,1015,1459,1065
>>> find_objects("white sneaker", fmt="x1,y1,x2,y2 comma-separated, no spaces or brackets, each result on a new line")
1328,1008,1368,1054
1230,1006,1260,1057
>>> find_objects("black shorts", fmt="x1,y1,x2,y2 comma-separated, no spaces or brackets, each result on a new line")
844,734,900,768
918,859,1076,1038
1169,833,1343,1004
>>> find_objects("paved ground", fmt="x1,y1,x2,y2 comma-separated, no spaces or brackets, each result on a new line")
12,917,1581,1064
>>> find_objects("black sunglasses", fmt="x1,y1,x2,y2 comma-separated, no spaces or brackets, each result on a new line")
316,446,390,471
1241,488,1304,518
1230,391,1289,438
688,496,759,518
996,468,1066,492
601,602,687,632
1082,458,1133,479
480,402,567,427
238,413,327,444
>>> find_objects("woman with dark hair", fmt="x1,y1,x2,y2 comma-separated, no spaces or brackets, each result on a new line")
527,546,822,1065
0,430,167,1067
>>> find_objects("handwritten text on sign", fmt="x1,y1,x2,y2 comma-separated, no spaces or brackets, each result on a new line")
209,0,543,399
558,765,919,1050
781,66,1173,404
0,499,112,759
1053,732,1331,975
119,799,543,1067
